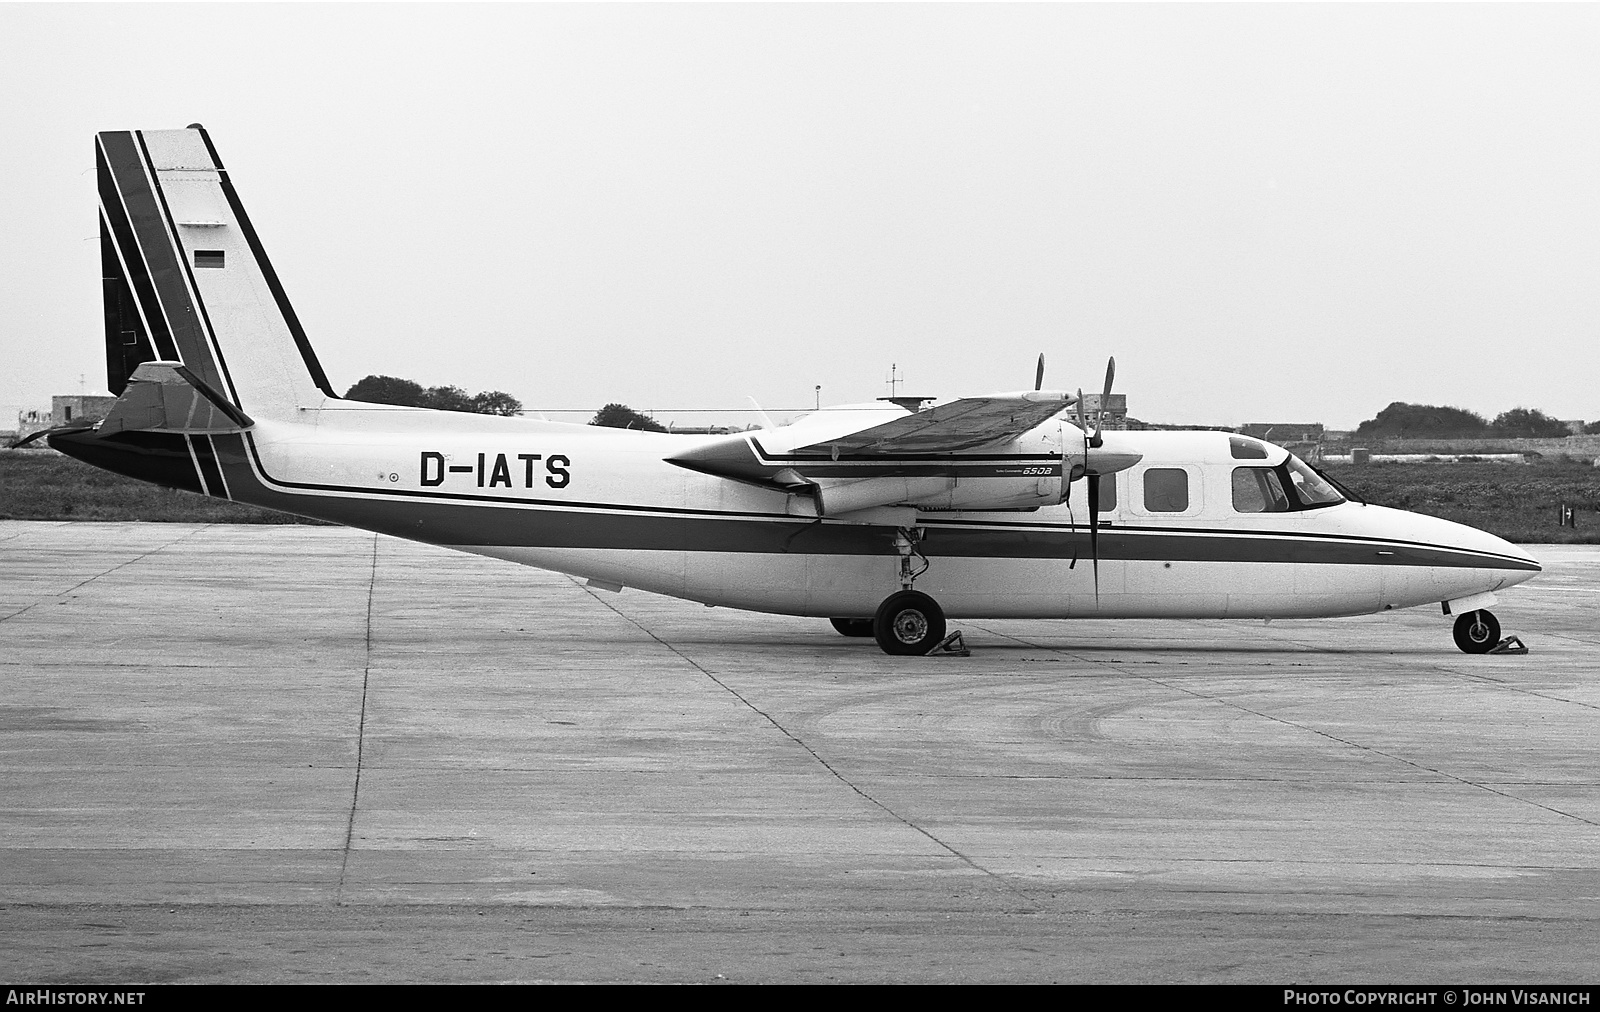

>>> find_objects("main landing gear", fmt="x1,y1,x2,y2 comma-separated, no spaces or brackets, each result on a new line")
873,526,947,655
874,589,947,655
828,525,950,654
1453,609,1501,654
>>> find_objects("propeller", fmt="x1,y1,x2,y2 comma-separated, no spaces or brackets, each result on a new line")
1036,352,1120,605
1073,385,1100,604
1070,355,1118,605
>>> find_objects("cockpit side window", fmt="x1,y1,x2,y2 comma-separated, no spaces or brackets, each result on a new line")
1232,467,1291,513
1284,455,1344,508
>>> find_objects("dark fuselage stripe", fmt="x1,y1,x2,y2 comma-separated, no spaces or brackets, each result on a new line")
192,436,227,498
927,517,1535,569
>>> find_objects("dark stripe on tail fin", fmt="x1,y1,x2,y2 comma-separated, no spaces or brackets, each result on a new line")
193,126,338,399
99,217,158,396
96,142,178,372
96,131,232,401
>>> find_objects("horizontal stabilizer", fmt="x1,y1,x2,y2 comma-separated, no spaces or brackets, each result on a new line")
97,361,254,436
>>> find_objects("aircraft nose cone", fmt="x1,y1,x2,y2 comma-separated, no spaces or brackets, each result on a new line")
1406,509,1542,583
1501,538,1542,580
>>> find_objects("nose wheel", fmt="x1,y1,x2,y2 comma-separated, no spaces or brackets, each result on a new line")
1453,609,1500,654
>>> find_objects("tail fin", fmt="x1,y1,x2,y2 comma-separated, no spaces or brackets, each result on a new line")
96,125,336,419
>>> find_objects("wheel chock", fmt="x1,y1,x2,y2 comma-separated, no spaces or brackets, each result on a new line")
927,630,970,657
1488,635,1528,655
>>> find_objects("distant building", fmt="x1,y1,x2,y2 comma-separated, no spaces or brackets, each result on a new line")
1240,422,1327,461
1076,393,1128,430
1240,423,1324,444
53,394,117,426
13,408,52,445
1561,419,1586,435
12,395,117,446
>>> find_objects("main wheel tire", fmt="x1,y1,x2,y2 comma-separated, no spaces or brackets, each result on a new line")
873,590,946,656
829,617,875,637
1453,609,1500,654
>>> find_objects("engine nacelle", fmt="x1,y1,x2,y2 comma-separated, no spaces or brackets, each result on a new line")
812,424,1074,515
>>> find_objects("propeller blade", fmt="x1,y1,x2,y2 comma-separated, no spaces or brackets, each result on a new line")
1035,353,1046,392
1066,476,1078,570
1090,356,1115,448
1088,473,1101,605
746,395,776,431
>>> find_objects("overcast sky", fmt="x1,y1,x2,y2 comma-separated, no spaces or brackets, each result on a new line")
2,3,1596,430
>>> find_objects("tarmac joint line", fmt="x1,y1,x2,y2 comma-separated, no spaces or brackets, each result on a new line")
572,578,1038,907
335,532,380,904
0,524,214,624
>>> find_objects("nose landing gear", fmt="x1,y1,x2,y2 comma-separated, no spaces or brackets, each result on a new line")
1453,609,1501,654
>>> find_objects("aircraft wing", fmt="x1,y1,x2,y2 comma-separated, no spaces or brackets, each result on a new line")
665,391,1077,490
792,391,1077,455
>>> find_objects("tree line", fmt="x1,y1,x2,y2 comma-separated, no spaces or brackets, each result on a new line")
344,376,664,430
344,375,523,416
1355,402,1597,439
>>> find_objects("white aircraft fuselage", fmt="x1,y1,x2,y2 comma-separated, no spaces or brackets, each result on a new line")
227,411,1538,621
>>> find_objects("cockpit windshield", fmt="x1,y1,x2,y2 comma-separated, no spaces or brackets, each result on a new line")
1283,455,1344,508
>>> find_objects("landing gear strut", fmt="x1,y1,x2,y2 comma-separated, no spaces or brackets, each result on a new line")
871,526,946,654
893,525,929,590
1453,609,1500,654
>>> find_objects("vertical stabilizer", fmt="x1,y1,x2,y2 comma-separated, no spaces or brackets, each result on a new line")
96,126,337,419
